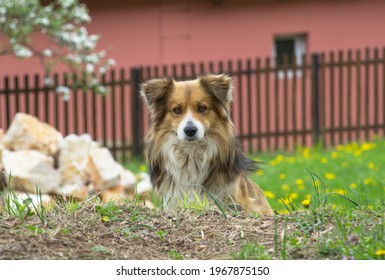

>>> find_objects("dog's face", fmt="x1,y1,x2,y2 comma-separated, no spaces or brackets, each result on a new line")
141,74,233,142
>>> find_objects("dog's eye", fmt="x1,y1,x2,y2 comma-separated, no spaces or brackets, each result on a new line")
173,107,182,115
197,106,207,113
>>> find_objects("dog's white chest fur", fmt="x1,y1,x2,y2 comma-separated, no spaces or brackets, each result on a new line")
161,138,217,200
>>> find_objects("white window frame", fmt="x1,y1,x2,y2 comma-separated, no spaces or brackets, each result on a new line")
273,33,307,79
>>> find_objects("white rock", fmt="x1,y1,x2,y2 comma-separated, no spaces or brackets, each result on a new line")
135,173,152,194
58,184,90,201
99,185,124,203
86,146,121,192
117,165,137,190
0,143,4,167
4,113,62,156
0,143,5,189
2,149,61,194
58,134,92,186
0,128,4,145
8,192,53,209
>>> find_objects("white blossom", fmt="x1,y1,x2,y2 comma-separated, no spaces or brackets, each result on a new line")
36,17,49,26
98,50,106,59
66,53,82,64
99,66,107,74
97,85,107,95
13,44,33,58
107,59,117,67
59,0,76,9
44,77,54,87
88,78,99,87
10,21,17,30
86,63,94,73
83,39,96,50
61,24,75,31
63,92,70,101
56,85,71,96
1,0,114,96
43,48,53,57
84,53,100,64
73,6,91,23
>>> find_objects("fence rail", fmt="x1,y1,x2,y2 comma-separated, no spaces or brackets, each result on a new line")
1,47,385,160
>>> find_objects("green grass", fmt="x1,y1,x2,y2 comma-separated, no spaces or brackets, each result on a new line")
250,139,385,214
123,139,385,215
118,138,385,260
232,243,272,260
1,139,385,260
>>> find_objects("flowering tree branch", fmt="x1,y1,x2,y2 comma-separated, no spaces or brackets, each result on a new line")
0,0,116,100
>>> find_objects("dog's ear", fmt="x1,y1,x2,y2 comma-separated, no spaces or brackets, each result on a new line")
140,78,174,107
199,74,233,104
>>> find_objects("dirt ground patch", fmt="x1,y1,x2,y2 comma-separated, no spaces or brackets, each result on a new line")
0,203,326,260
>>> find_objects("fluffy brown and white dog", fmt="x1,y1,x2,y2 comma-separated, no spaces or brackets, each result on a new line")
140,74,273,215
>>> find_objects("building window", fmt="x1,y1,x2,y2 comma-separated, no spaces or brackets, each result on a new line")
274,34,307,69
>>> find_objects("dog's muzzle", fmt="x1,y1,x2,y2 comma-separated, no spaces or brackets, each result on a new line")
177,112,204,141
184,122,198,139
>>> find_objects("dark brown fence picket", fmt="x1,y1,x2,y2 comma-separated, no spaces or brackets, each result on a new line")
1,48,385,160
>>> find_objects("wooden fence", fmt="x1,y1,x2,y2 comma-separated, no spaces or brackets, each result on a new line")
1,47,385,160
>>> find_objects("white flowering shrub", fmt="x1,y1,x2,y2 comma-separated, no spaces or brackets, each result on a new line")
0,0,116,97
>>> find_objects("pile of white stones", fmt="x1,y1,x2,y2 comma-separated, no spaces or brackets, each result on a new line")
0,113,151,205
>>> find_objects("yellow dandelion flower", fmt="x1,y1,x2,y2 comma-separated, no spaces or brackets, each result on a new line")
256,169,264,176
101,216,109,222
278,209,290,215
278,198,290,205
350,183,357,189
288,156,296,163
305,194,311,199
368,205,374,210
354,150,362,157
325,172,336,180
279,173,286,180
332,204,337,209
297,184,305,190
289,193,298,199
264,191,275,199
301,199,311,207
331,152,338,159
364,178,374,185
335,189,346,195
320,157,328,164
276,154,284,162
139,165,147,172
368,162,375,169
302,148,310,158
336,145,344,151
375,250,385,256
281,184,290,191
361,142,375,151
296,179,304,185
269,160,278,166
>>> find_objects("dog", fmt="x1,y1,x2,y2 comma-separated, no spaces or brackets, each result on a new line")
140,74,273,215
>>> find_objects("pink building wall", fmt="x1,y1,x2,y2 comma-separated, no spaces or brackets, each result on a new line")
1,0,385,154
1,0,385,77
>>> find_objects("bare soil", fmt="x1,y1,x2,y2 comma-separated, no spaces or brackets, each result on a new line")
0,203,323,260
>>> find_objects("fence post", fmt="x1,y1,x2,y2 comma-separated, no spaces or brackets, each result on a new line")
130,67,143,157
312,53,322,145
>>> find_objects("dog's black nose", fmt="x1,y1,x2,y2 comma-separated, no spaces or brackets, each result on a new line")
184,122,197,137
